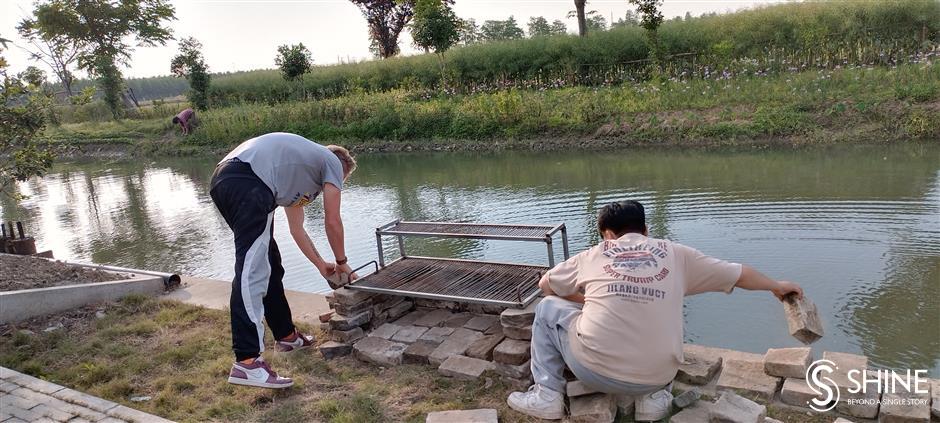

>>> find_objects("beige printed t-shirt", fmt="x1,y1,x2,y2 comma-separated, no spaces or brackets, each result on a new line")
547,233,742,385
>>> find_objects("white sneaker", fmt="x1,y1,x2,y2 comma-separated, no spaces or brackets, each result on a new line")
635,388,673,421
227,357,293,389
507,384,565,420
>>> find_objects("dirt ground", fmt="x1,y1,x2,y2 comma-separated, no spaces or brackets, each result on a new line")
0,254,128,291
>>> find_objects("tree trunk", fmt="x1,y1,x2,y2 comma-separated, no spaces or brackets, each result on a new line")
575,0,587,37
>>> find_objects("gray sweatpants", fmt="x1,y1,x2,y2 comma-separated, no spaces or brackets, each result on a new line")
531,296,666,395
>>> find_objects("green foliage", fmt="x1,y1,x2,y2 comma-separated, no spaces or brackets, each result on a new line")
410,0,460,55
480,16,525,42
350,0,417,59
171,37,211,110
528,17,567,37
275,43,313,82
458,18,482,45
629,0,664,72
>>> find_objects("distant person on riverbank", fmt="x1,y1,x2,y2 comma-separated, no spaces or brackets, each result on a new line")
172,108,194,135
508,200,803,420
209,132,358,389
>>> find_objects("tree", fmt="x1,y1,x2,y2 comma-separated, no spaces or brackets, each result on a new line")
550,20,568,35
628,0,665,72
612,10,640,28
586,11,608,32
275,43,312,98
170,37,210,110
529,17,568,37
17,14,84,97
573,0,588,37
458,18,482,45
0,36,54,198
480,17,525,42
28,0,176,119
411,0,460,85
350,0,413,59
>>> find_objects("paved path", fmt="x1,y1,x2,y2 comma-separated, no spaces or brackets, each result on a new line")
164,276,331,326
0,366,173,423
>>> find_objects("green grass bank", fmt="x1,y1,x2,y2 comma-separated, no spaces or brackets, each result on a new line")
44,61,940,156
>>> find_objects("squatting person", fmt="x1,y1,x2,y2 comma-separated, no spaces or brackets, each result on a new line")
507,200,803,420
172,107,195,135
209,132,358,389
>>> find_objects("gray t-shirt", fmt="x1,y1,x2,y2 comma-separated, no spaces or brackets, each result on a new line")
221,132,344,207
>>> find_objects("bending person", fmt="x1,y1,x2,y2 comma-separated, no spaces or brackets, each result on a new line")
507,200,803,420
209,132,358,389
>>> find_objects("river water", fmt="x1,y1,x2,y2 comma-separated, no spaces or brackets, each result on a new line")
2,144,938,374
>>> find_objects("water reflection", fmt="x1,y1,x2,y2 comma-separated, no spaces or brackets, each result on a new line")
1,144,937,374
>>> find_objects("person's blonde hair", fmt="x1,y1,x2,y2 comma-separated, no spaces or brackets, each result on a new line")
327,145,357,176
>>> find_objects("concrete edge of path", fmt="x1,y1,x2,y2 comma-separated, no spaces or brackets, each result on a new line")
164,276,331,327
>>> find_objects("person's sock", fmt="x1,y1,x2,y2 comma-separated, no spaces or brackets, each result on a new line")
280,330,299,342
238,357,257,365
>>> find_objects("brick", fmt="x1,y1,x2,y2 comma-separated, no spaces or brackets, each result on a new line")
426,408,498,423
429,328,484,365
567,380,599,397
403,341,438,365
0,393,40,413
716,359,782,402
464,314,499,332
438,355,494,380
779,378,819,408
5,372,64,395
9,387,106,420
318,311,334,323
465,334,505,361
330,327,365,343
763,347,812,379
678,345,723,385
443,313,473,328
332,287,373,305
393,309,428,326
494,360,530,379
0,380,18,392
502,325,532,340
353,337,407,366
879,390,930,423
391,325,429,344
685,343,764,364
418,326,455,345
820,351,878,419
709,391,766,423
329,310,372,331
500,299,539,328
386,300,413,320
369,323,402,340
569,393,616,423
52,388,120,413
319,341,353,359
107,405,174,423
414,309,454,327
782,294,824,344
493,339,530,365
333,300,372,317
823,351,868,386
670,400,714,423
484,321,503,336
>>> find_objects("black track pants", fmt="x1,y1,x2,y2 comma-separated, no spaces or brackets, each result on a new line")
209,160,295,361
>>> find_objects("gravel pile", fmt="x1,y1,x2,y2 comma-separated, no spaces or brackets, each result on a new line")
0,254,128,291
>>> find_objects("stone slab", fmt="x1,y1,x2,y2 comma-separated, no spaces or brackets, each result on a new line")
567,380,600,397
418,326,455,345
678,344,724,385
438,355,494,380
369,323,402,340
393,309,428,326
414,309,454,327
779,377,818,408
391,325,429,344
429,328,484,365
386,300,414,320
403,341,439,365
332,287,373,305
500,298,539,328
426,408,497,423
569,393,616,423
353,337,407,366
329,309,372,331
330,327,365,343
710,391,766,423
782,294,824,344
823,351,868,387
466,334,505,361
879,390,930,423
443,312,473,328
716,359,782,402
464,314,499,332
931,378,940,419
502,325,532,340
493,339,531,365
673,388,702,409
494,360,531,379
763,347,812,379
319,341,353,359
671,400,715,423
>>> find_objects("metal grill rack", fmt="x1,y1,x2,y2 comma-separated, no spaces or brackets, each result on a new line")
346,220,569,308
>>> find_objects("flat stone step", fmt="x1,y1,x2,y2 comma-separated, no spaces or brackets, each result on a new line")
426,408,497,423
438,355,494,380
709,391,766,423
716,359,782,402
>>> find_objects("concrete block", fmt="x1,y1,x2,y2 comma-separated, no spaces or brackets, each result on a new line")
466,334,505,361
426,408,497,423
464,314,499,332
403,341,438,365
393,309,428,326
318,311,334,323
494,360,530,379
670,401,714,423
500,298,539,328
678,344,723,385
418,326,455,345
931,378,939,418
3,371,64,395
782,294,824,344
332,287,373,305
837,384,880,419
709,391,766,423
685,343,764,364
107,405,174,423
567,380,600,397
369,323,402,340
493,339,531,365
53,388,120,412
333,300,372,316
386,300,413,320
429,328,484,365
0,275,164,324
569,393,617,423
391,325,429,344
329,309,372,331
438,355,494,380
414,309,454,327
502,325,532,340
879,390,930,423
353,337,407,366
330,326,365,343
443,312,473,328
779,378,818,408
318,341,352,359
716,359,782,402
763,347,812,379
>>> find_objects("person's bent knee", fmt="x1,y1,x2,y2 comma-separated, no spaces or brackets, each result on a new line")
535,295,579,326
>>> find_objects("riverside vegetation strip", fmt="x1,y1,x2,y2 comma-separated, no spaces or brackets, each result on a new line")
0,296,834,422
42,61,940,156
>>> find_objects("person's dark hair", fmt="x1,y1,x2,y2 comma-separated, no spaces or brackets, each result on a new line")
172,116,180,124
597,200,646,237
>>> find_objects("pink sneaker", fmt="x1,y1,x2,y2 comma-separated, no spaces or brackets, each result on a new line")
275,331,316,352
228,357,293,389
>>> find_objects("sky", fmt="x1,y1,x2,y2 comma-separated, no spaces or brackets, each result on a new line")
2,0,783,79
